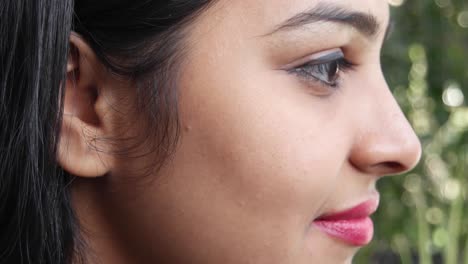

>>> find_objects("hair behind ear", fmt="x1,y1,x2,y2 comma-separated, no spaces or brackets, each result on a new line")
0,1,81,263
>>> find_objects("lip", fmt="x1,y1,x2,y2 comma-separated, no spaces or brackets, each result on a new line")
312,199,379,246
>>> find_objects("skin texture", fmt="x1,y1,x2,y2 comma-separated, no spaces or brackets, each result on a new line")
60,0,422,263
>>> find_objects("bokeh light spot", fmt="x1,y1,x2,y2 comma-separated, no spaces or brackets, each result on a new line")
443,83,464,107
457,11,468,28
425,207,444,225
441,179,461,200
404,174,422,193
433,228,449,248
450,107,468,130
409,44,426,62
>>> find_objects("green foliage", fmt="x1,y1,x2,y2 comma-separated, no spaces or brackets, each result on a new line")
356,1,468,263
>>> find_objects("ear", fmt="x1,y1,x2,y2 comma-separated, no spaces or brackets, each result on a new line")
58,33,114,178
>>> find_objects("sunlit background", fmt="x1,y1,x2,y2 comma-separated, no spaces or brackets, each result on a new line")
355,0,468,263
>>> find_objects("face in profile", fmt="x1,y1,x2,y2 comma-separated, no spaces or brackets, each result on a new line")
68,0,422,263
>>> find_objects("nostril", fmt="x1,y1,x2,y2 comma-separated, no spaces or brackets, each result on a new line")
373,161,406,175
385,161,404,170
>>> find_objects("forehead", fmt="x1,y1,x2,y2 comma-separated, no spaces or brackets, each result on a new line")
211,0,390,33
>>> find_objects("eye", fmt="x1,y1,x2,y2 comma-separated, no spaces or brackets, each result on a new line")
287,50,354,89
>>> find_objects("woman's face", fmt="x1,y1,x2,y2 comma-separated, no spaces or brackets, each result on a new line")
86,0,421,263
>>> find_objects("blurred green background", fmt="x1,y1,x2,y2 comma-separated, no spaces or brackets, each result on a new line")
355,0,468,263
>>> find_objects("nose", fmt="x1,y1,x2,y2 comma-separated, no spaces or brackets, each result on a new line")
348,80,422,176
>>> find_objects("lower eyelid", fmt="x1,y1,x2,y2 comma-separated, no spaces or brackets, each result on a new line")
291,70,340,89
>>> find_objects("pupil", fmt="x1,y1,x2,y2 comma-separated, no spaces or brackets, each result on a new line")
328,61,339,82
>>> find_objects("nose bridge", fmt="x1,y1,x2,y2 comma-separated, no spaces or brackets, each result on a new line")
349,76,422,176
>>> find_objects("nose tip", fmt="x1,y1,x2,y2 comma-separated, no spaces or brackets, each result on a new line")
348,70,423,177
349,113,422,177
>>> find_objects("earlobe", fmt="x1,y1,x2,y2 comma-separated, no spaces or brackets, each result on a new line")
58,115,111,177
57,33,113,178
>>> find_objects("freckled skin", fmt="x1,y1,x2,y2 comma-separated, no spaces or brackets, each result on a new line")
71,0,421,263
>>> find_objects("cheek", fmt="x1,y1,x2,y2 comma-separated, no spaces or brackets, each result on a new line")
178,62,351,226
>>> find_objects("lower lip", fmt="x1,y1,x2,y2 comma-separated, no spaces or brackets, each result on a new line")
313,217,374,246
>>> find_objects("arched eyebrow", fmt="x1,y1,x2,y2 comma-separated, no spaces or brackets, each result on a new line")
267,3,389,39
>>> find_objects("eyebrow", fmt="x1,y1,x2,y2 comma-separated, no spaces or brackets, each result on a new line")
268,3,387,39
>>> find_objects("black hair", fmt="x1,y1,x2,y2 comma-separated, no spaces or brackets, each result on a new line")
0,0,213,263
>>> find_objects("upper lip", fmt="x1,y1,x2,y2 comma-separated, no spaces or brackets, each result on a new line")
315,198,380,221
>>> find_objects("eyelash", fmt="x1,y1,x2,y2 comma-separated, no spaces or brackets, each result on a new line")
288,53,355,90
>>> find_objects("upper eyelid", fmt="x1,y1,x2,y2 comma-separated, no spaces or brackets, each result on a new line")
300,51,345,66
282,48,344,70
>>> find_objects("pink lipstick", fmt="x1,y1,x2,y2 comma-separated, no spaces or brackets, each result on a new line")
313,199,379,246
